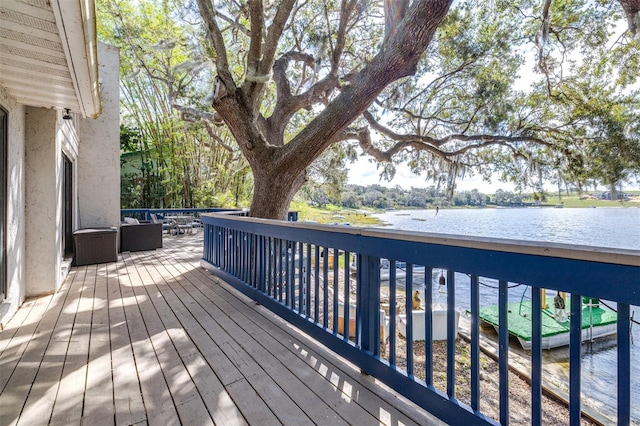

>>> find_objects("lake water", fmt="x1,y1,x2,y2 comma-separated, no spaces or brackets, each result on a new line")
374,207,640,422
375,206,639,250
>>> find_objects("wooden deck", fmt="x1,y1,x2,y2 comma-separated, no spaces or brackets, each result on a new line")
0,233,442,425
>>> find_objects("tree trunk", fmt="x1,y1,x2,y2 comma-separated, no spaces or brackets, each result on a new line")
249,165,306,220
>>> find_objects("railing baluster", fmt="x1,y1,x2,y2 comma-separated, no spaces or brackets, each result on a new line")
267,237,273,297
215,225,219,266
293,241,300,311
273,238,278,299
569,293,582,426
297,242,303,313
223,228,228,270
233,230,238,274
278,239,284,302
247,234,253,285
314,245,320,322
531,286,542,426
288,240,294,307
424,267,433,386
470,274,479,410
389,264,397,366
285,240,291,306
246,233,252,284
406,263,414,376
258,235,265,293
333,250,339,333
240,231,245,282
215,226,220,266
231,229,236,274
305,244,311,317
343,251,351,341
217,227,222,268
499,279,509,425
323,247,329,329
447,269,456,398
618,302,631,426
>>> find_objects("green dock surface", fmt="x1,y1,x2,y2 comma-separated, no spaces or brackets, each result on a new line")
477,297,618,342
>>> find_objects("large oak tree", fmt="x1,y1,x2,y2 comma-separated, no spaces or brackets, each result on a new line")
167,0,638,218
182,0,453,219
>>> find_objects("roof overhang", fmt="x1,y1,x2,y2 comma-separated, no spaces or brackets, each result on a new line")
0,0,101,118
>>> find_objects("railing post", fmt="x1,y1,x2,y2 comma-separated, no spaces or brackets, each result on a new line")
357,254,381,356
569,293,582,426
498,280,509,425
531,286,542,426
618,303,631,426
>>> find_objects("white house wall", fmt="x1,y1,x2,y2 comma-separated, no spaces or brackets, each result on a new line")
77,43,120,232
0,42,120,328
0,85,26,326
24,107,62,297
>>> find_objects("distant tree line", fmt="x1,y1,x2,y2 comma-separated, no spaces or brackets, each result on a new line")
300,184,541,209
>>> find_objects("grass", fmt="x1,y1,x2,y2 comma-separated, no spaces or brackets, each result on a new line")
289,191,638,227
290,201,383,226
541,191,640,208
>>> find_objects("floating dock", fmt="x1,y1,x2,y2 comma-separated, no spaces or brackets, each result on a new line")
478,297,618,350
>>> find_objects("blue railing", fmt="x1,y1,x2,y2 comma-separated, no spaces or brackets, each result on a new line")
199,213,639,425
121,208,298,222
121,207,237,222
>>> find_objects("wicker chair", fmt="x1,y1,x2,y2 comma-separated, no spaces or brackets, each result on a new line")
120,219,163,252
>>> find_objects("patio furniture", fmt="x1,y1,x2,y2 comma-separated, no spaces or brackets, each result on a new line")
74,227,118,265
151,213,175,234
166,215,196,235
120,222,163,252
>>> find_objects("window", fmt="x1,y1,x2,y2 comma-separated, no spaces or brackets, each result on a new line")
63,154,73,255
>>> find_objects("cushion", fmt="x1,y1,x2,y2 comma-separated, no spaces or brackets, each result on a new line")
124,217,140,225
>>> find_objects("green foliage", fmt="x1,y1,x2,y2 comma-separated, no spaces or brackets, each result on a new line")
492,189,524,206
120,126,143,152
99,0,639,212
372,0,639,196
98,0,253,209
299,143,352,207
335,184,452,209
453,189,488,207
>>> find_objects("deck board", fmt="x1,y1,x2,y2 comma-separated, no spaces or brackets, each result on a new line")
82,263,116,426
0,233,443,426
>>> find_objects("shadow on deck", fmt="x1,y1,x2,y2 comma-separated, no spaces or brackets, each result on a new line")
0,233,442,425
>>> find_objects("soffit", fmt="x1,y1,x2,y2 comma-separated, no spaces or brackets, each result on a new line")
0,0,101,118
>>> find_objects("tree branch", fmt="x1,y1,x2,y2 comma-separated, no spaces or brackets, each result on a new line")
384,0,408,43
260,0,297,75
619,0,640,38
345,110,553,165
241,1,297,112
331,0,359,75
282,0,454,170
267,51,340,144
246,0,265,77
195,0,234,88
173,102,223,125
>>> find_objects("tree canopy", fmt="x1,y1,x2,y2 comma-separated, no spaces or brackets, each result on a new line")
100,0,640,218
